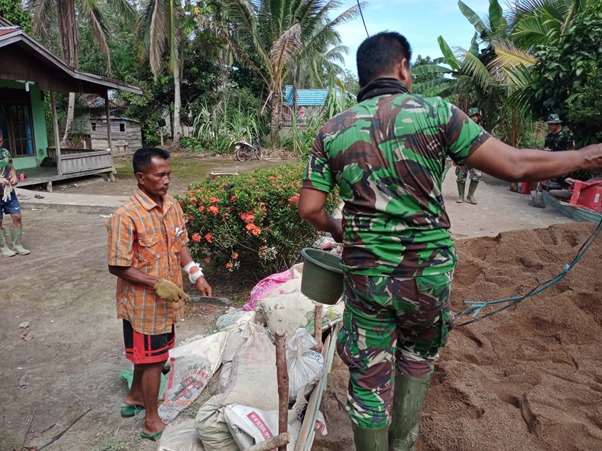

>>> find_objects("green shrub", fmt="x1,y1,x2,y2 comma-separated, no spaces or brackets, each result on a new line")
179,163,338,277
183,88,268,154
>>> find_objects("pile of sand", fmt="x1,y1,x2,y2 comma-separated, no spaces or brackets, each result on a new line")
315,223,602,451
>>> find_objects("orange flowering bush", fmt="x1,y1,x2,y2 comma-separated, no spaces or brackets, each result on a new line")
179,163,338,276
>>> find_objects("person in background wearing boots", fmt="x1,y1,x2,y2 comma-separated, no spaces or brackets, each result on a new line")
0,130,29,257
455,107,483,204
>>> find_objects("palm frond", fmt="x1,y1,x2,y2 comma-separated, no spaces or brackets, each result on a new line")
29,0,55,37
82,0,111,72
297,3,359,61
149,0,166,75
489,40,536,73
107,0,136,23
508,0,570,24
511,10,561,47
222,0,272,75
270,22,302,81
459,50,494,91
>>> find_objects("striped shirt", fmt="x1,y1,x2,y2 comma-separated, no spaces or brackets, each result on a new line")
107,189,189,335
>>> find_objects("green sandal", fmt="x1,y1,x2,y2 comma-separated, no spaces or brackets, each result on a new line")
140,430,163,441
120,403,144,417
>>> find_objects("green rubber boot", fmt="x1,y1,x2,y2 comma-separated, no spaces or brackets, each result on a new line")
466,180,479,205
10,226,30,255
352,423,389,451
389,373,430,451
456,181,465,203
0,228,16,257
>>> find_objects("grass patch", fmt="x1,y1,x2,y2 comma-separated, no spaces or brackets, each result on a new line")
98,440,133,451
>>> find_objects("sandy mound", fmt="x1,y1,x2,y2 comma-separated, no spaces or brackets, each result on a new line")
314,223,602,451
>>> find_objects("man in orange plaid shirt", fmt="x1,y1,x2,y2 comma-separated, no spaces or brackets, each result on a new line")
107,147,212,441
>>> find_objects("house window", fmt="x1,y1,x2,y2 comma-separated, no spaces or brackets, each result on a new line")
0,104,34,157
0,89,36,158
91,122,97,131
10,105,34,156
119,123,126,132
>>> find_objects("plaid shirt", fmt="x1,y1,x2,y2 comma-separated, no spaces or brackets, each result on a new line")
107,189,189,335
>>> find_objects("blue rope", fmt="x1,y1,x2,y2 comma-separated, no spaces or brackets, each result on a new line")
455,218,602,327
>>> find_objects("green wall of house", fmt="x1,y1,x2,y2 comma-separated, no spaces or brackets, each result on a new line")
0,80,49,171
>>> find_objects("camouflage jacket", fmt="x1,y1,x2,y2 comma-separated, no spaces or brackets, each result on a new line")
303,91,490,277
0,147,12,180
544,130,573,151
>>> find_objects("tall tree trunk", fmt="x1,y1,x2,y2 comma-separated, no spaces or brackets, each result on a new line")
270,89,281,144
173,61,182,146
58,0,78,147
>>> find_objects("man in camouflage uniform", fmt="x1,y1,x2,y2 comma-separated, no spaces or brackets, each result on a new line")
543,113,593,188
299,32,602,451
455,107,482,204
0,129,29,257
544,113,573,152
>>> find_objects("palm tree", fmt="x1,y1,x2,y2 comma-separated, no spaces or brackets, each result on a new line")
137,0,186,146
30,0,134,146
221,0,361,142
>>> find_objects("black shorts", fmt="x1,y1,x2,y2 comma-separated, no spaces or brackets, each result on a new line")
123,320,175,364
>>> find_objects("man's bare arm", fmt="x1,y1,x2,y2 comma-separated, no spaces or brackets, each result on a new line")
108,265,160,288
9,165,17,185
465,137,602,182
299,188,343,242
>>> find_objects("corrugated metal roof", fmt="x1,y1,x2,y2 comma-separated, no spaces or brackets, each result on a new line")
0,28,19,37
0,28,143,94
283,85,328,106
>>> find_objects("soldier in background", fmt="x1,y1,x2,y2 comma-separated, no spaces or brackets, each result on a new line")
455,107,483,204
544,113,573,152
544,113,593,187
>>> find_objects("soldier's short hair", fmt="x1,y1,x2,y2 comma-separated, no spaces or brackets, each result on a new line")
357,32,412,88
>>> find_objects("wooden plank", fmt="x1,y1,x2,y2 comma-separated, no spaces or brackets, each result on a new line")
104,90,112,152
50,92,62,176
275,334,289,451
295,323,341,451
543,191,601,223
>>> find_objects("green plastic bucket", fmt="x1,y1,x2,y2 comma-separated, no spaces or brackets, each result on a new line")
300,248,344,305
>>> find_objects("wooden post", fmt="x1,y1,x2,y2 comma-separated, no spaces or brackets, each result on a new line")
248,432,290,451
104,89,116,181
314,305,323,353
50,92,61,176
275,333,289,451
104,90,112,152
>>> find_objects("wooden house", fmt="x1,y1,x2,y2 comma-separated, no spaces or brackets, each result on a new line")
0,18,142,191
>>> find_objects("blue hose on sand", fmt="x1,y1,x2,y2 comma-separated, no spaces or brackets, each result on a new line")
454,217,602,327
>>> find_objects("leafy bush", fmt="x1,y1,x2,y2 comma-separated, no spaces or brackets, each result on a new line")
280,117,322,158
527,3,602,146
182,88,268,154
179,163,339,277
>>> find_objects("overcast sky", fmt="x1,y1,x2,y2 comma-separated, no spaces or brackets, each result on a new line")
333,0,491,74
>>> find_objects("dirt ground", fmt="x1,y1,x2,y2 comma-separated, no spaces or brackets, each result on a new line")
50,154,285,197
315,222,602,451
0,163,591,451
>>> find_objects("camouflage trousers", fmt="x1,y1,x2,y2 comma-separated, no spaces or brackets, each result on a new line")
337,272,453,428
456,164,481,182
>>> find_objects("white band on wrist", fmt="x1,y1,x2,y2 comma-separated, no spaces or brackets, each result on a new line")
183,261,199,274
189,269,204,284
